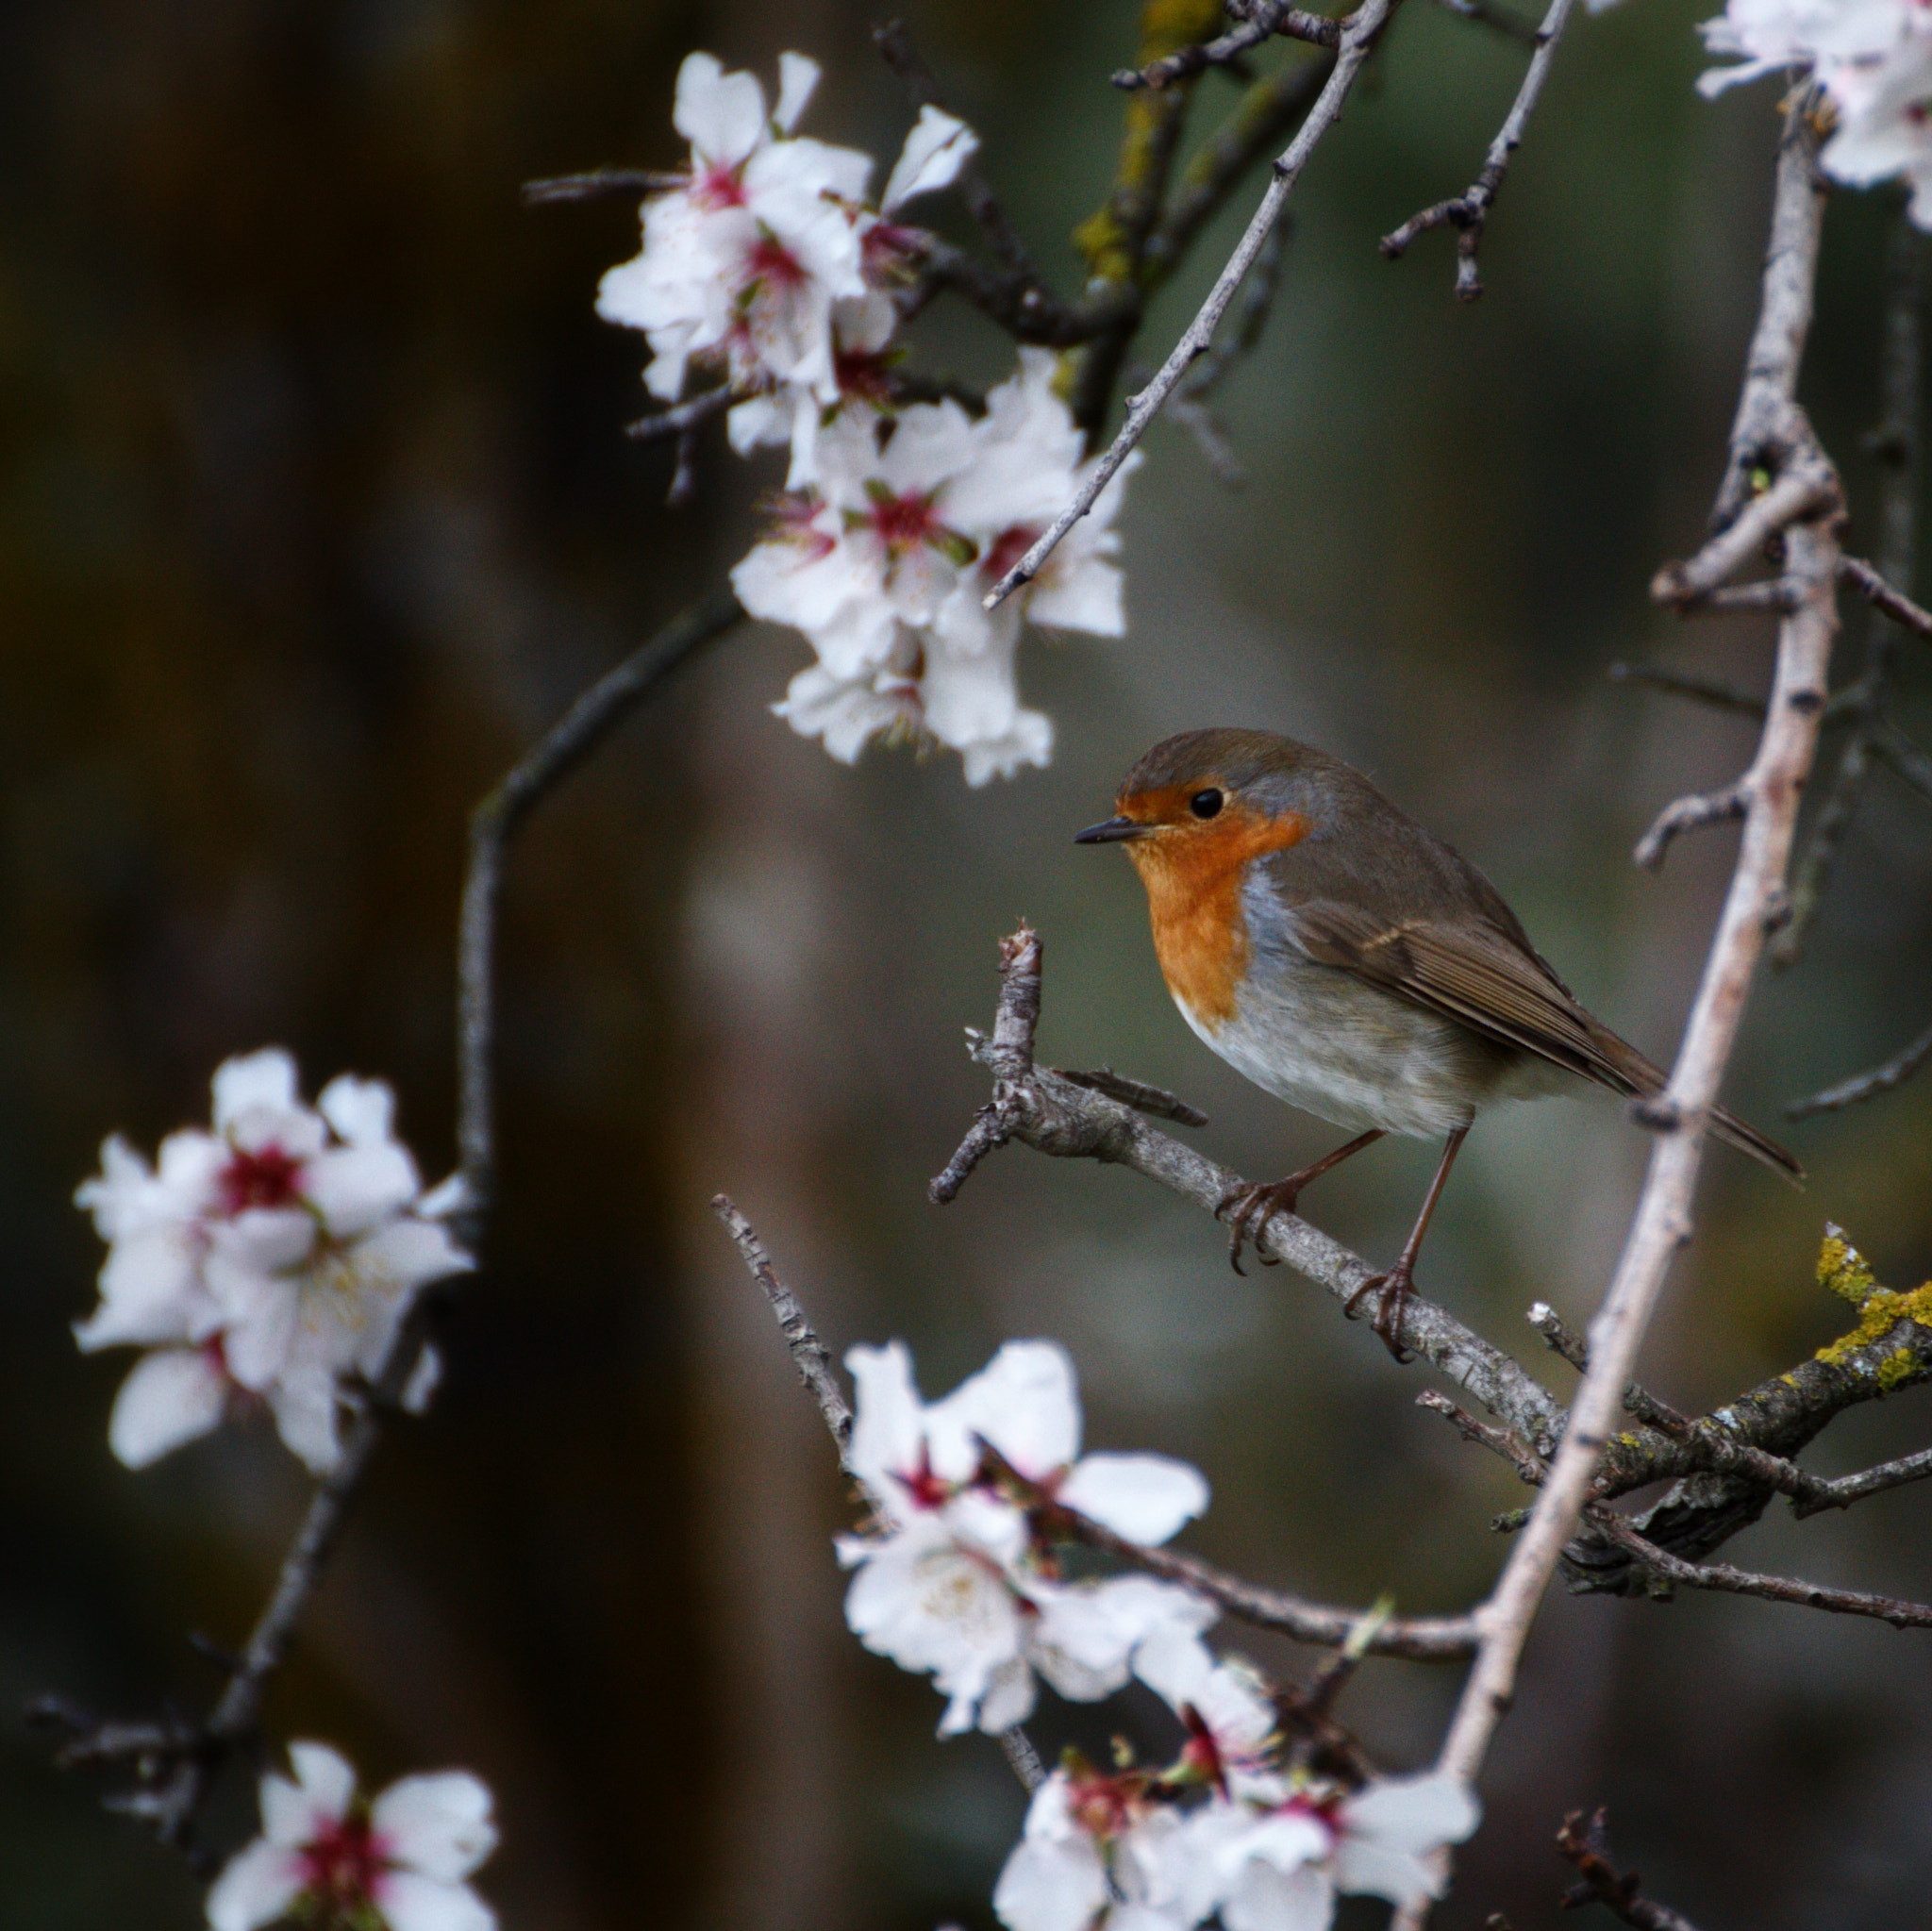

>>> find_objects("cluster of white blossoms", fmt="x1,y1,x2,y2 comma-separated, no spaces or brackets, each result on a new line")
835,1340,1479,1931
74,1050,470,1474
208,1741,496,1931
1699,0,1932,223
597,52,1134,784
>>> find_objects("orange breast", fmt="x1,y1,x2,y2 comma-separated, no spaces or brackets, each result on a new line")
1127,807,1308,1029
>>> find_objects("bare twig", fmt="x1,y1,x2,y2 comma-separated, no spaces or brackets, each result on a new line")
521,167,683,205
712,1196,853,1459
1774,211,1920,968
1426,99,1840,1841
985,0,1400,609
1840,552,1932,640
1113,1,1341,92
624,385,735,443
1873,716,1932,802
1525,1301,1591,1372
1632,784,1749,871
1379,0,1577,299
981,1444,1480,1659
1787,1017,1932,1117
1593,1514,1932,1630
458,587,745,1219
1050,1065,1209,1127
1557,1808,1704,1931
1794,1443,1932,1515
1416,1390,1548,1486
999,1728,1047,1791
1608,661,1768,717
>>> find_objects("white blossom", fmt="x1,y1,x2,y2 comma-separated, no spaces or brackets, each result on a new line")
1133,1625,1284,1805
838,1338,1213,1735
74,1049,470,1473
1203,1774,1482,1931
993,1766,1206,1931
206,1740,497,1931
733,351,1136,783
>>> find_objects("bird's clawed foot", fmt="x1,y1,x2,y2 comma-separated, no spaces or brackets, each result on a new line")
1344,1260,1418,1364
1215,1176,1302,1275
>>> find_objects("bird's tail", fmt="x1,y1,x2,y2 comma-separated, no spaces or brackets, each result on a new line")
1586,1022,1805,1184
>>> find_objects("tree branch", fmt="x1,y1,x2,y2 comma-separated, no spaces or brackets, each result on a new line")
1557,1808,1705,1931
1112,1,1341,92
1378,0,1577,300
1786,1016,1932,1118
984,0,1400,608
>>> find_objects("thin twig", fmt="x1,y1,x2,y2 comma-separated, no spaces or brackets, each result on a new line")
521,167,683,205
1050,1065,1209,1127
1840,553,1932,640
1786,1017,1932,1117
624,386,735,443
1378,0,1577,299
987,1448,1480,1659
1607,662,1768,717
1632,784,1749,871
1416,1390,1548,1486
1794,1443,1932,1516
1593,1514,1932,1630
1113,0,1341,91
712,1196,854,1459
1557,1808,1704,1931
1425,98,1840,1855
1650,471,1837,608
985,0,1400,610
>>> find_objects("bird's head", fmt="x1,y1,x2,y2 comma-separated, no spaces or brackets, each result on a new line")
1074,729,1317,883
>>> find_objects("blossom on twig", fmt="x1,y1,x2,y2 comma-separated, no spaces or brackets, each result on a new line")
734,352,1137,783
837,1338,1212,1735
74,1049,470,1473
207,1740,496,1931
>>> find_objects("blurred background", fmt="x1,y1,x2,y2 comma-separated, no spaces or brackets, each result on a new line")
5,0,1932,1924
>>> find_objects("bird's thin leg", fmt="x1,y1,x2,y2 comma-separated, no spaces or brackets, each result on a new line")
1344,1126,1469,1362
1217,1129,1387,1274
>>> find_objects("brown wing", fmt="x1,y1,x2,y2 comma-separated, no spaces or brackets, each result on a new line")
1289,899,1805,1180
1290,899,1629,1090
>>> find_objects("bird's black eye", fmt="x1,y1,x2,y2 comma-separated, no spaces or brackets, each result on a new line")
1190,789,1224,820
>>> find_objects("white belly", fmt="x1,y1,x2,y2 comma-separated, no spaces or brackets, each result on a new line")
1174,951,1568,1140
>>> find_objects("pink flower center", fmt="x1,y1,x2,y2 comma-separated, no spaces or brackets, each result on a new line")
896,1440,953,1511
868,491,940,553
834,347,894,404
219,1143,306,1214
694,164,747,210
861,219,924,280
298,1812,391,1908
981,524,1041,585
1275,1792,1343,1848
745,234,808,290
1068,1768,1146,1842
1180,1705,1227,1794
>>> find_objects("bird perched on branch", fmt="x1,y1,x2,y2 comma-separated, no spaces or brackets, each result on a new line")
1077,728,1801,1358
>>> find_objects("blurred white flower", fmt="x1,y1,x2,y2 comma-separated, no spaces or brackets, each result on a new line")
1134,1625,1283,1805
74,1049,470,1473
1204,1773,1482,1931
207,1740,497,1931
733,352,1135,783
838,1338,1213,1735
1822,39,1932,223
993,1766,1205,1931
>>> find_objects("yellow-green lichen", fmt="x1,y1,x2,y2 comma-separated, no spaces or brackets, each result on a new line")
1877,1347,1920,1391
1814,1283,1932,1371
1817,1224,1876,1305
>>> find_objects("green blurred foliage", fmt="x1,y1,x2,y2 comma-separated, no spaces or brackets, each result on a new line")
3,0,1930,1927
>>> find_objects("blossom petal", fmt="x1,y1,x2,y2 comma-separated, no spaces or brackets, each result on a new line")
108,1347,227,1468
205,1837,305,1931
282,1740,358,1826
1058,1452,1208,1546
936,1339,1080,1479
266,1365,344,1474
881,106,979,212
672,52,768,170
994,1793,1109,1931
773,52,821,134
211,1050,300,1131
378,1872,498,1931
317,1074,397,1148
303,1142,423,1238
1340,1773,1480,1856
1222,1855,1335,1931
374,1772,498,1883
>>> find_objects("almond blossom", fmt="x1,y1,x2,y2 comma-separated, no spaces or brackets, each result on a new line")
993,1764,1206,1931
1195,1773,1482,1931
837,1339,1213,1736
732,351,1136,784
1133,1625,1284,1806
596,52,976,419
74,1049,469,1473
1695,0,1932,227
207,1740,496,1931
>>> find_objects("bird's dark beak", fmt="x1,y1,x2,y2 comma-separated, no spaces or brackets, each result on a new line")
1074,816,1148,845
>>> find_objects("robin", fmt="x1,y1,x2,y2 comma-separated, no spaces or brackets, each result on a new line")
1076,728,1801,1358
